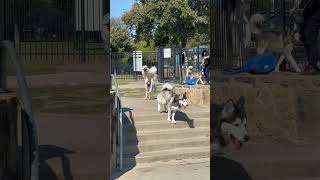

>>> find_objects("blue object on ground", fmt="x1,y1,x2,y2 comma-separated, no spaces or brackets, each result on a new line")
184,78,200,85
223,53,277,75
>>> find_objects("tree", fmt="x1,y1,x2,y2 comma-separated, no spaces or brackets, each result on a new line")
110,17,132,52
122,0,208,48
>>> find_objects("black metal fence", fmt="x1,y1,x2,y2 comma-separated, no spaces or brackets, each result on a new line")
211,0,307,70
12,0,108,65
111,51,157,80
186,44,210,72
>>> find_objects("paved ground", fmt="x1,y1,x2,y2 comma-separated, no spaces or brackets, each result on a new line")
112,158,210,180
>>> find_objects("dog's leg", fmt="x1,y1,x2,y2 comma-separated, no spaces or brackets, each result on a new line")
275,55,285,72
167,105,171,122
144,84,148,99
163,103,168,113
158,103,161,112
171,111,176,124
284,49,301,72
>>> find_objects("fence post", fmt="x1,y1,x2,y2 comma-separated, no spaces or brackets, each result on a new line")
81,0,86,62
0,43,7,93
157,48,164,83
197,45,200,72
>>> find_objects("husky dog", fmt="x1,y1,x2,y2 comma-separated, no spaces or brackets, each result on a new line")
212,97,250,154
141,65,157,99
249,13,302,72
186,66,194,80
157,83,188,124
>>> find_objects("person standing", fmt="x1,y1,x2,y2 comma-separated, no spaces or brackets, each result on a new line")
291,0,320,73
201,49,210,84
181,50,188,82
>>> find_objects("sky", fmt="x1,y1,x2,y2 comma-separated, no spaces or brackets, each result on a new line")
110,0,134,18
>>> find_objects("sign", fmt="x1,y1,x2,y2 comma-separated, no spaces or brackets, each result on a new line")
133,51,143,72
163,48,171,58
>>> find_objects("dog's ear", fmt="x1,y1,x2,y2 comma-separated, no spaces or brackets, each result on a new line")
222,100,235,119
235,96,245,109
183,92,187,99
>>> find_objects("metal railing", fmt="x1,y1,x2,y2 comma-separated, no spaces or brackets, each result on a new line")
111,71,123,170
2,40,39,180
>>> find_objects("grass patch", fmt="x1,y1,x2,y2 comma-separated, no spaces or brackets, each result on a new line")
28,84,106,114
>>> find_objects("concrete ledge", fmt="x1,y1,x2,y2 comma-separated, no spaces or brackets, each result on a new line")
175,85,210,107
212,72,320,141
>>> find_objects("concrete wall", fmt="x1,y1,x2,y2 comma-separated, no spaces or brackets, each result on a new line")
213,72,320,141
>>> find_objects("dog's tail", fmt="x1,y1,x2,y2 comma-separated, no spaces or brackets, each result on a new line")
249,13,265,35
149,66,157,74
161,83,173,91
149,66,158,81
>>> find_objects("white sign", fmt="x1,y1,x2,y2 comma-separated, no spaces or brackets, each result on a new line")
133,51,143,72
163,48,171,58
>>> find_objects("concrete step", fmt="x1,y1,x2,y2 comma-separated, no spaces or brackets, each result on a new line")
123,117,209,131
125,127,210,144
220,143,320,180
123,137,209,155
123,111,210,123
123,146,209,166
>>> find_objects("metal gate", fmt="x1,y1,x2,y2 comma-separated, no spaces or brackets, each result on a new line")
14,0,107,64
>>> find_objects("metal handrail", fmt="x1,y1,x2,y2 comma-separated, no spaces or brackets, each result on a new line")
111,71,123,171
2,40,39,180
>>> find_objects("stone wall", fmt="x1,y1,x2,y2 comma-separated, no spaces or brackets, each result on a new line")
213,72,320,141
175,85,210,107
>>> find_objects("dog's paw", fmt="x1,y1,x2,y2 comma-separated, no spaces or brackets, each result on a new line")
167,118,171,122
172,120,177,124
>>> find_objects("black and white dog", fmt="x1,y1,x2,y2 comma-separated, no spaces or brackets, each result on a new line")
141,65,157,99
157,83,188,124
212,97,250,154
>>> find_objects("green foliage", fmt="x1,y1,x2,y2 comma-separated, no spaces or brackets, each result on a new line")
186,33,209,48
122,0,208,48
110,17,133,52
132,40,157,52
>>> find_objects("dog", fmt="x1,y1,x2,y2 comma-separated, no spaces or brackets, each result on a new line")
157,83,188,124
212,97,249,154
249,13,302,73
141,65,157,99
186,66,194,80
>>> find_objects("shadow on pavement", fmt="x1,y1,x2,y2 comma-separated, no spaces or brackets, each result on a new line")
174,111,195,128
38,145,75,180
111,107,139,180
212,155,253,180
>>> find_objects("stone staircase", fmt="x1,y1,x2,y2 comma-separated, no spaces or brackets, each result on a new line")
121,97,210,168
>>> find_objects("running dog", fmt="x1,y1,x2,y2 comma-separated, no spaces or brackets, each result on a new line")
249,13,302,72
212,97,250,154
141,65,157,99
157,83,188,124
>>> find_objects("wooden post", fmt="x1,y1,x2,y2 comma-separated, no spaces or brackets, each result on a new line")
0,92,19,180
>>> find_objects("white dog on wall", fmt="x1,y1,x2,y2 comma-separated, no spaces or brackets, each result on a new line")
186,66,194,80
141,65,157,99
